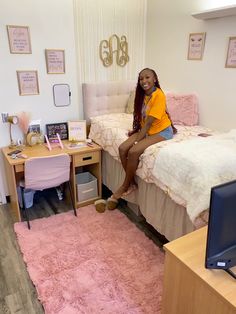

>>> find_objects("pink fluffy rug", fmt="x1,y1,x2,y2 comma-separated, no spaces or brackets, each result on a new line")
14,205,164,314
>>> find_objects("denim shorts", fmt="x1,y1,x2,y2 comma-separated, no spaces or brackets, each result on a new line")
158,126,173,140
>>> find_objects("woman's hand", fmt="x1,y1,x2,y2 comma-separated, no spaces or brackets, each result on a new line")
172,124,178,134
127,129,137,137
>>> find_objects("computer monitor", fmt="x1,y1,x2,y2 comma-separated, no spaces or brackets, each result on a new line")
205,180,236,279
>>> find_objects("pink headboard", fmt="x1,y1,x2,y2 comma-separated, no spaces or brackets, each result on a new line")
82,81,199,126
82,80,136,122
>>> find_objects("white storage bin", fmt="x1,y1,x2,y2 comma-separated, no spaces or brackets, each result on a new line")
76,172,98,202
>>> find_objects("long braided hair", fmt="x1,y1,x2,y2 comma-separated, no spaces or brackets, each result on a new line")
132,68,177,134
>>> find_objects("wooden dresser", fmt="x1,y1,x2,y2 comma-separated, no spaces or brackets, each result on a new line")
162,227,236,314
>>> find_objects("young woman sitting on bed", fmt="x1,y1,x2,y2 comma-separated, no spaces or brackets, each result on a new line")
112,68,176,200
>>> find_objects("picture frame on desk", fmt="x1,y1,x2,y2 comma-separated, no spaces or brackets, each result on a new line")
45,122,68,142
68,120,86,142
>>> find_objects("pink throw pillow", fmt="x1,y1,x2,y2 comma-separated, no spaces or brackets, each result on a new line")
166,92,199,126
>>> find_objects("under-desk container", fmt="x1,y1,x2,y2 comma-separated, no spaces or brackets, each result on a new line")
76,172,98,202
17,186,35,209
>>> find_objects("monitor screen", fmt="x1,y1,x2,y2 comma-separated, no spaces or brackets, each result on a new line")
205,180,236,270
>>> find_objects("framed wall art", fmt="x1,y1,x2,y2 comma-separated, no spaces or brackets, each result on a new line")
187,32,206,60
45,49,65,74
225,37,236,68
17,70,39,96
7,25,32,54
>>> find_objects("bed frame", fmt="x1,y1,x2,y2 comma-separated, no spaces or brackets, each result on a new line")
82,80,201,241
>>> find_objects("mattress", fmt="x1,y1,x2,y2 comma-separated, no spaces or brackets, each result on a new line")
89,113,214,228
101,150,208,241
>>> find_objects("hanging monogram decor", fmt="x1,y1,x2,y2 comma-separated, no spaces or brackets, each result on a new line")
99,34,129,67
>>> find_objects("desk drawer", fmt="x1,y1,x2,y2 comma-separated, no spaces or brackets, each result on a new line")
15,164,24,173
74,151,100,167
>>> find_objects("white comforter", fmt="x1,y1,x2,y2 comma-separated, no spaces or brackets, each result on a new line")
89,113,221,223
152,129,236,222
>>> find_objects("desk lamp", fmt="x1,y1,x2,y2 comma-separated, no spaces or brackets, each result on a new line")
8,115,19,148
1,113,19,148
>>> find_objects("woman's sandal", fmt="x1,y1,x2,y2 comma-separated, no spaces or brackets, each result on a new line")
94,199,107,213
107,197,118,210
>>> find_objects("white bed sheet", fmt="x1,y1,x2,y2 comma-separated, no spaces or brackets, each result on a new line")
89,113,216,222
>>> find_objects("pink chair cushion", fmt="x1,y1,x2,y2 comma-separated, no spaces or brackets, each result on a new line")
24,154,70,190
166,92,199,126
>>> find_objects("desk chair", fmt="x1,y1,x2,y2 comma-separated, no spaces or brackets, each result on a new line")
19,153,77,229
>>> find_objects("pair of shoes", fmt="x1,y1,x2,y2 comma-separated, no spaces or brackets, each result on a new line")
107,197,118,210
94,199,107,213
94,196,119,212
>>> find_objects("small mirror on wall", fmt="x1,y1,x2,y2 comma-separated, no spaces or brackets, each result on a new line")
53,84,71,107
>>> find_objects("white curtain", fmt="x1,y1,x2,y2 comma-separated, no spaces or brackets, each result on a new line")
73,0,147,82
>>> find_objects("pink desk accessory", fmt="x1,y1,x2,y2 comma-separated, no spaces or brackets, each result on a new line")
45,133,64,151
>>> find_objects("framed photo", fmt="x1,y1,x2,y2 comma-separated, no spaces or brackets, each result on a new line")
17,70,39,96
7,25,32,54
68,120,86,142
45,49,65,74
28,119,41,133
187,32,206,60
225,37,236,68
46,122,68,142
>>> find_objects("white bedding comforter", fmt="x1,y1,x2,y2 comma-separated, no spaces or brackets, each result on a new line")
152,129,236,223
89,113,221,223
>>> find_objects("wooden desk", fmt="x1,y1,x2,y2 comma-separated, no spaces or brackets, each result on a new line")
162,227,236,314
2,141,102,222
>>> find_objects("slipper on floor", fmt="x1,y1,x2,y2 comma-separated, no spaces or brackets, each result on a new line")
94,199,107,213
107,197,118,210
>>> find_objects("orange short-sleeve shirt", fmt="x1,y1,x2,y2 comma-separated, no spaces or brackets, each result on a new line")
141,88,171,135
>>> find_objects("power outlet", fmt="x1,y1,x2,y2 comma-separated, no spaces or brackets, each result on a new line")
1,112,9,123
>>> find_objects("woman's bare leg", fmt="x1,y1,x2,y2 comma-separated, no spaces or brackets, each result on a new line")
113,133,166,199
118,133,139,190
119,133,138,170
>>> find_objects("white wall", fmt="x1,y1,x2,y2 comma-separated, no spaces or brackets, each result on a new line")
146,0,236,131
0,0,147,200
0,0,80,199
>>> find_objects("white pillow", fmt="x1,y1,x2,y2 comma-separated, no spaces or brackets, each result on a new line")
125,90,135,114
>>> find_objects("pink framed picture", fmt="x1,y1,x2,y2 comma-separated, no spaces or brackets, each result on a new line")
225,37,236,68
17,70,39,96
7,25,32,54
187,32,206,60
45,49,65,74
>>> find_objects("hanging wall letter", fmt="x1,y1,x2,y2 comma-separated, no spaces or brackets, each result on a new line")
99,34,129,67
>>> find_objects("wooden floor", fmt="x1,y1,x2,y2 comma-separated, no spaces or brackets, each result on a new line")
0,187,167,313
0,203,44,314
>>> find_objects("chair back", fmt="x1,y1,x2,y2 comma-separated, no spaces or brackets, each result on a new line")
24,153,70,190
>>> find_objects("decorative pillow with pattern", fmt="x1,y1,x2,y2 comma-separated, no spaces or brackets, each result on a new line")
125,90,135,114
